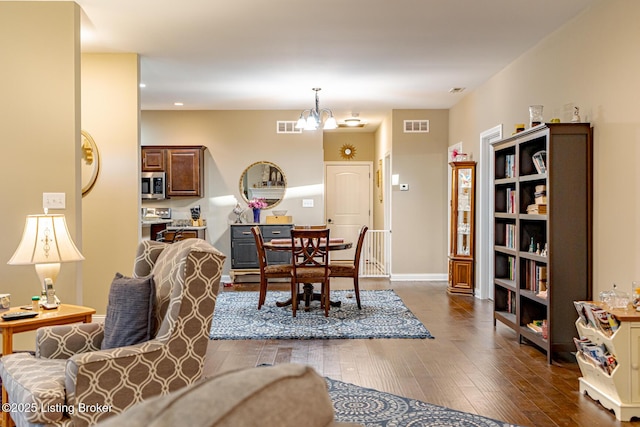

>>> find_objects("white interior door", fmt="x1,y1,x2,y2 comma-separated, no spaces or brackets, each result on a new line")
325,162,372,260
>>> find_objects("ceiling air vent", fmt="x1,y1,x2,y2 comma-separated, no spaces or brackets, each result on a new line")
404,120,429,133
276,121,302,134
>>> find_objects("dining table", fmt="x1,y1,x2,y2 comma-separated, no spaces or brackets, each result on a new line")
263,237,353,311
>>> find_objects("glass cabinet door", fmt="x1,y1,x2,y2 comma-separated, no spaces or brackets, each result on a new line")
456,168,472,256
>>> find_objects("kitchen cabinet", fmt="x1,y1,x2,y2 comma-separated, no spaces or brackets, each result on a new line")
141,147,166,172
448,161,476,295
230,224,292,271
141,146,206,197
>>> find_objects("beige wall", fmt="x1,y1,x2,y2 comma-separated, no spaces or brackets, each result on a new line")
141,110,326,273
391,109,449,277
81,54,140,313
0,2,81,349
323,132,375,162
449,0,640,295
374,112,393,231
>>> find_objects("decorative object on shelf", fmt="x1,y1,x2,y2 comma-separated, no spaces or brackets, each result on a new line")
248,197,267,223
339,143,357,160
450,147,468,161
572,106,581,122
529,105,544,127
233,203,245,224
633,281,640,308
8,211,85,303
532,150,547,174
190,205,200,225
295,88,337,130
529,237,535,253
272,210,287,216
514,123,525,134
550,118,561,123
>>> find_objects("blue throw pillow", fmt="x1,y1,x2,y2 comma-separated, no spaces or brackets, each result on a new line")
101,272,156,350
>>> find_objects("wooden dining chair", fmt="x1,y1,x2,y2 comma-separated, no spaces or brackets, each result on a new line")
290,228,331,317
293,224,327,229
329,225,368,309
251,226,292,309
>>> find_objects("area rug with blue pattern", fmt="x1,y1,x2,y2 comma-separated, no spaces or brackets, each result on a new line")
209,289,433,340
327,377,520,427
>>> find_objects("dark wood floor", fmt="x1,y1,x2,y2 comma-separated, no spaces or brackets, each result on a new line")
204,278,638,427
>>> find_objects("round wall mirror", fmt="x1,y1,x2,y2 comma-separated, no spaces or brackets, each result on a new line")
239,161,286,208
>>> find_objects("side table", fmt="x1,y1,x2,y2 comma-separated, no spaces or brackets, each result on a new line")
0,304,95,427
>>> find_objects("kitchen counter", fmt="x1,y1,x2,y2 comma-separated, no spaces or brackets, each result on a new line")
141,219,173,226
166,225,207,230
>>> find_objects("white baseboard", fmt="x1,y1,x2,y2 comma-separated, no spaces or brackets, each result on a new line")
92,314,105,323
390,273,447,282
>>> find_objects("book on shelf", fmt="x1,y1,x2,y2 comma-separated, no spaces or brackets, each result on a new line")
505,154,516,178
506,189,516,213
508,256,516,280
526,204,547,214
505,224,516,249
525,261,547,294
507,291,516,314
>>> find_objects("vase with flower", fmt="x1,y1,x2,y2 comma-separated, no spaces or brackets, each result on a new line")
248,197,267,223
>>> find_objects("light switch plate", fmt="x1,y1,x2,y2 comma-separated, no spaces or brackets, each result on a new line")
302,199,314,208
43,192,66,209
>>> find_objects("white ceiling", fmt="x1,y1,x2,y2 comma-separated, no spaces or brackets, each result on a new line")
20,0,598,126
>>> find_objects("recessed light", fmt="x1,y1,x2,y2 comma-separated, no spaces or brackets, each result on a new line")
174,102,184,106
449,87,465,94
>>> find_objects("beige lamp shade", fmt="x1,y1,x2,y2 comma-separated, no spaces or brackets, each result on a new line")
8,214,84,291
8,214,84,265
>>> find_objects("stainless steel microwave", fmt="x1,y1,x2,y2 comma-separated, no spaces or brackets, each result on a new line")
141,172,166,200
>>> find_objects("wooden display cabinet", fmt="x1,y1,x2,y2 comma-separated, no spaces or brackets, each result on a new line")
448,161,476,295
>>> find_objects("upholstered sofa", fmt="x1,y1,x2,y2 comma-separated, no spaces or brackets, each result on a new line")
95,363,362,427
0,239,225,427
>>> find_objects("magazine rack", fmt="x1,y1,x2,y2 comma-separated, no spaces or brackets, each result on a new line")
574,302,640,421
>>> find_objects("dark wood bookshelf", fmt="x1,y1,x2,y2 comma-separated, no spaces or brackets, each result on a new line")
490,123,593,363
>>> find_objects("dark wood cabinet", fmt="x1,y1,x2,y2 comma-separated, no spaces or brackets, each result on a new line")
491,123,593,363
141,146,205,197
141,147,165,171
166,147,205,197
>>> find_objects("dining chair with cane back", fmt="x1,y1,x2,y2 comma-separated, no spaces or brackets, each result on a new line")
329,225,368,309
290,228,331,317
251,226,292,309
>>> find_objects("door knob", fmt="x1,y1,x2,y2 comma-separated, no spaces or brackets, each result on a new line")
327,219,333,223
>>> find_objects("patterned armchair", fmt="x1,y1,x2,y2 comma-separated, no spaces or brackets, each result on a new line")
0,239,225,427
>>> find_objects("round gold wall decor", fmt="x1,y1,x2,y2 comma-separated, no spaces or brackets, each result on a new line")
339,143,357,160
81,130,100,196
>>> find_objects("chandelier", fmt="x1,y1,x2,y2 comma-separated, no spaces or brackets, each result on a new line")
295,88,337,130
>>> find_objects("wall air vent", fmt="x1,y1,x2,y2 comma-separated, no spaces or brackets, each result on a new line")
404,120,429,133
276,121,302,134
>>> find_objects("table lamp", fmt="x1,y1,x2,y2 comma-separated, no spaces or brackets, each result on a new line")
7,212,84,302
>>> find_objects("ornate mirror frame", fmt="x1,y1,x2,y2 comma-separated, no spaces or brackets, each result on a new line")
81,130,100,197
239,161,286,209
